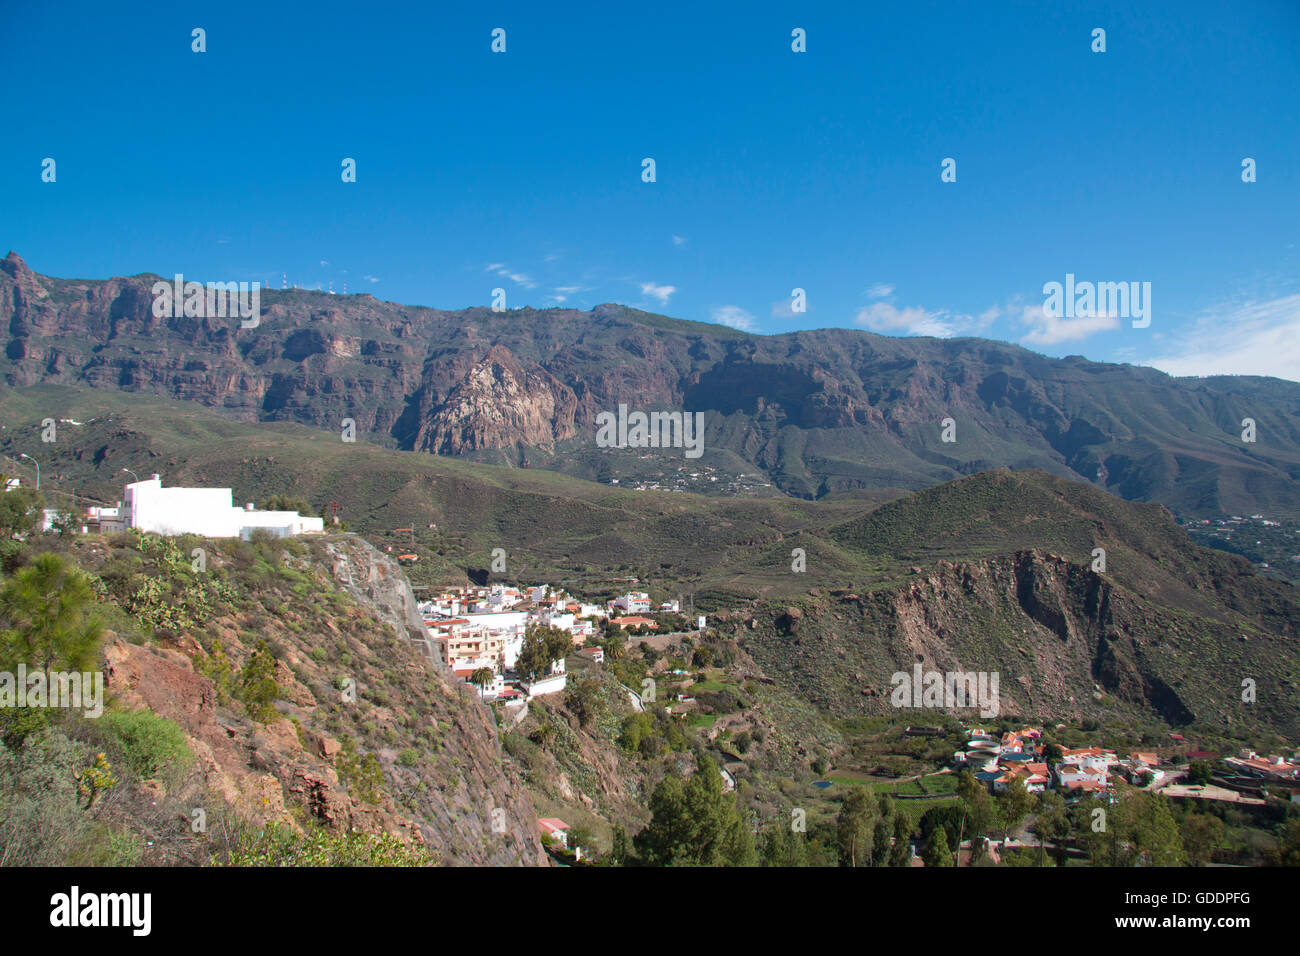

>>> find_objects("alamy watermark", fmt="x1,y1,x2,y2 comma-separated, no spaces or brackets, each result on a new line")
1042,273,1150,328
595,404,704,459
0,665,104,718
890,664,1000,718
151,273,261,328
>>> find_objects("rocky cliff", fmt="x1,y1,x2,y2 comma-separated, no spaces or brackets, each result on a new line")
4,251,1300,516
85,532,545,866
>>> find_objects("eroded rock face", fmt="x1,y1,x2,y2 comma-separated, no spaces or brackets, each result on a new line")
416,345,578,454
102,638,292,828
739,549,1242,731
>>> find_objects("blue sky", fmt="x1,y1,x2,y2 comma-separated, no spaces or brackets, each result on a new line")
3,0,1298,379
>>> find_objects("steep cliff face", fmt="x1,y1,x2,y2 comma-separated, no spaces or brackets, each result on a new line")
415,345,579,454
4,252,1300,516
740,546,1296,734
319,536,545,865
83,533,545,866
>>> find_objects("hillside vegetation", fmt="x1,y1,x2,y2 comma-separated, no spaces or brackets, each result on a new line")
0,526,543,866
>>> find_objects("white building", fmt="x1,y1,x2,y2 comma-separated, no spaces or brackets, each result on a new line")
455,668,506,698
614,591,651,613
1060,748,1116,772
85,505,126,533
521,671,567,699
540,609,576,632
124,475,324,539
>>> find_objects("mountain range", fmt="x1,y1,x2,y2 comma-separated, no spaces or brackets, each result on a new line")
5,251,1300,518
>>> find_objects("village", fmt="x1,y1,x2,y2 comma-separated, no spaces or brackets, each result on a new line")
413,582,703,709
952,725,1300,806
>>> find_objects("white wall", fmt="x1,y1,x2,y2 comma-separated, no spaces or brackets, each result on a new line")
238,510,325,537
128,480,240,536
125,477,324,539
463,610,528,634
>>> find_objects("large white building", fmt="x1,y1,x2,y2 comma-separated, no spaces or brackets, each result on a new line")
123,475,324,539
613,591,651,613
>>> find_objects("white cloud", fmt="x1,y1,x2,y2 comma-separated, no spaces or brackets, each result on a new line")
771,299,800,319
855,302,961,337
1019,305,1120,345
485,263,537,288
864,282,894,299
712,305,756,331
1145,294,1300,383
363,275,380,283
639,282,677,306
673,235,687,246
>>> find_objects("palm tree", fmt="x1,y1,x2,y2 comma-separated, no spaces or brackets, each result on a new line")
469,667,495,697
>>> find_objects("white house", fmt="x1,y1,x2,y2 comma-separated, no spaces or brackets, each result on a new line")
1060,747,1116,772
455,668,506,698
461,610,527,668
613,591,651,614
537,818,570,847
540,609,576,632
85,505,126,533
123,475,324,539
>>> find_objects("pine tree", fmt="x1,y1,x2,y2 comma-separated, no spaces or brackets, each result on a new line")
0,552,104,677
923,827,954,867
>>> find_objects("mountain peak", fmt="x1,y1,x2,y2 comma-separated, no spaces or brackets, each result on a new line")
2,251,31,278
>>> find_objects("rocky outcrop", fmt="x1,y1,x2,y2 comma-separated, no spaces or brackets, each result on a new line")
415,345,578,454
325,535,435,659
